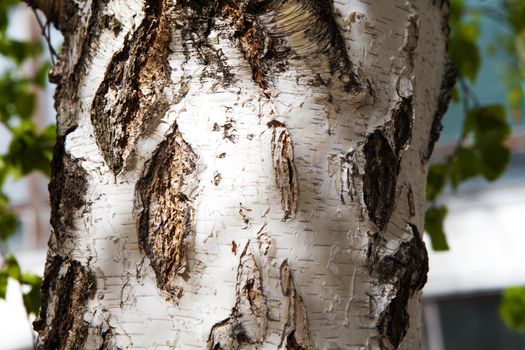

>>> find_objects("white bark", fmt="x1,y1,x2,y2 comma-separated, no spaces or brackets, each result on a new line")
28,0,453,349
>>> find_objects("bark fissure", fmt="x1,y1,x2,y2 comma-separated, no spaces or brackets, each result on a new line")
33,256,96,350
136,127,197,296
49,130,88,243
363,131,398,230
393,97,414,155
91,0,173,174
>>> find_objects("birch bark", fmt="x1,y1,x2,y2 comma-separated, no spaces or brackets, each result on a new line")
26,0,455,349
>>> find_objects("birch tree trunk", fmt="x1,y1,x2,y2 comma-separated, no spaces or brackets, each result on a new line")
26,0,455,349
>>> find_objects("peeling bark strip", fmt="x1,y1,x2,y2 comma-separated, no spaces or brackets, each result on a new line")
269,123,298,221
49,131,88,240
367,225,428,349
137,127,197,296
363,131,398,230
208,242,268,349
279,260,313,350
33,256,96,350
217,0,370,97
422,61,458,162
91,0,172,174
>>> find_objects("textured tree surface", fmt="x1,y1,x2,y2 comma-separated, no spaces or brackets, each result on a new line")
27,0,454,349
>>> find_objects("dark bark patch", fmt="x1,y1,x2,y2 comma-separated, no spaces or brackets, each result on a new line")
402,15,419,72
279,260,313,350
91,0,173,174
136,127,197,296
174,1,236,87
422,61,458,162
33,256,96,350
392,97,413,154
368,224,429,349
270,125,298,221
363,131,398,230
208,242,268,349
49,130,88,241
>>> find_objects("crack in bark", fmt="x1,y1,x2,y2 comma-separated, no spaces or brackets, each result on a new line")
367,224,428,349
136,127,197,296
208,241,268,349
33,256,96,350
91,0,173,175
49,129,88,244
393,97,414,155
269,123,298,221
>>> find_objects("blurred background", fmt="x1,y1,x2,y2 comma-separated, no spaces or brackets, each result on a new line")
0,1,524,349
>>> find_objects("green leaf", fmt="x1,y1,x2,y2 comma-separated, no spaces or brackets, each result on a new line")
500,287,525,332
0,38,42,65
5,122,55,177
20,273,41,316
13,89,35,119
425,206,449,251
0,271,7,299
3,255,20,280
464,105,511,181
449,147,481,188
427,163,448,201
0,209,18,241
22,283,41,316
478,144,511,181
449,23,481,81
19,272,41,286
33,62,51,88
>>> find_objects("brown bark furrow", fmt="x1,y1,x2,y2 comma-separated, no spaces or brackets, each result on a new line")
208,241,268,349
91,0,173,175
33,256,96,350
136,127,197,297
363,131,398,231
279,260,313,350
367,224,428,349
48,130,88,243
269,123,298,221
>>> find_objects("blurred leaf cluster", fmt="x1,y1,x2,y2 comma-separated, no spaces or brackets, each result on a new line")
500,287,525,332
425,0,525,333
0,0,53,317
425,0,521,251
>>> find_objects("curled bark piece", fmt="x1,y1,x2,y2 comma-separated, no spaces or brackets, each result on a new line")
208,242,268,349
279,260,313,350
270,123,298,221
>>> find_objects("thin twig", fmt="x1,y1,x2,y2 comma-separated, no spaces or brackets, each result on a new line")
31,8,57,66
